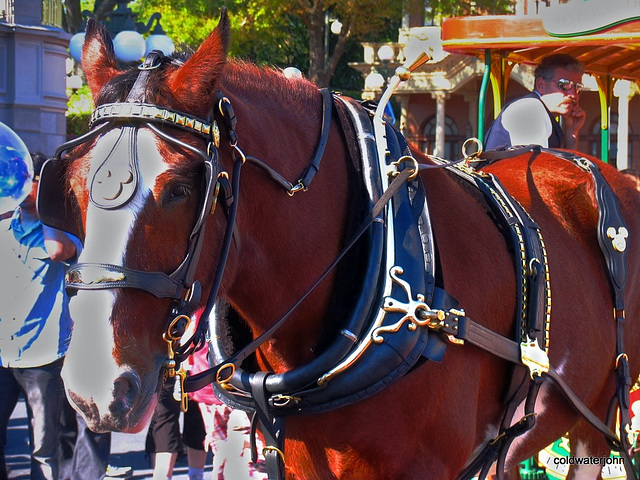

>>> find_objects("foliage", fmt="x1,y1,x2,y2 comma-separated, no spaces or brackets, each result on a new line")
66,85,94,138
61,0,515,97
107,0,400,87
426,0,514,23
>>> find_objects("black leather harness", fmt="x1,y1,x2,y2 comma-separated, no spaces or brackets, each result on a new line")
39,49,635,479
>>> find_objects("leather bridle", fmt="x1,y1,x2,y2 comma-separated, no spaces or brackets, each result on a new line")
40,50,335,407
39,53,234,399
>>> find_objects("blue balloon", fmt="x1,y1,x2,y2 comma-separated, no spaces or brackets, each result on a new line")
0,122,33,215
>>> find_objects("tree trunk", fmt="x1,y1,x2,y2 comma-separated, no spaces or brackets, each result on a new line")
64,0,83,33
307,3,327,86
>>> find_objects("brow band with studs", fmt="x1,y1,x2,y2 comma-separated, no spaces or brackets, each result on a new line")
89,102,220,148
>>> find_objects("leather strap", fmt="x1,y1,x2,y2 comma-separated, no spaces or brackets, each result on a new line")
250,372,286,480
243,88,333,194
65,263,184,298
297,88,332,190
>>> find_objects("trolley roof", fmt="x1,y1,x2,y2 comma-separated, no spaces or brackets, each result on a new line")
441,14,640,82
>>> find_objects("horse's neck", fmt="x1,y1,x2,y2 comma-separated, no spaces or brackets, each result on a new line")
220,79,351,370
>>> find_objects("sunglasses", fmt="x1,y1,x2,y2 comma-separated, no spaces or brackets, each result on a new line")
556,78,584,95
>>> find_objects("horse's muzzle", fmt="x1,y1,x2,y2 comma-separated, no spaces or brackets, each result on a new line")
63,367,158,434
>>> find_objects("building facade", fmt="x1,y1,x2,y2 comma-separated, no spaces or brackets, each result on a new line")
0,0,69,155
351,4,640,171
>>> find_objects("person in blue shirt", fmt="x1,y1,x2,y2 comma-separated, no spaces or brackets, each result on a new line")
0,151,82,480
484,54,587,151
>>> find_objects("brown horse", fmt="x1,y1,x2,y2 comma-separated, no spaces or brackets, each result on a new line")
49,12,640,479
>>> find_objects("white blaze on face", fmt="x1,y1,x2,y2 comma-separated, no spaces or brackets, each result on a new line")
64,128,169,402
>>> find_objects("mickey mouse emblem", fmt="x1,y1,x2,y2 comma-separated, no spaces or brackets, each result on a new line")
89,127,139,209
93,168,134,201
607,226,629,253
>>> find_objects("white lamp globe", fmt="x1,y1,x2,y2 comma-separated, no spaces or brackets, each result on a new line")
113,30,146,63
377,44,394,62
365,71,385,90
283,67,303,80
69,32,85,63
330,20,343,35
145,34,175,57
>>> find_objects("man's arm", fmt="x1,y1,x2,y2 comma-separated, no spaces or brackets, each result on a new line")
562,101,586,150
43,225,79,262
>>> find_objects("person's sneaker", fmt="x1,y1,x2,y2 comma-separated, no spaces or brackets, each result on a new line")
104,465,133,479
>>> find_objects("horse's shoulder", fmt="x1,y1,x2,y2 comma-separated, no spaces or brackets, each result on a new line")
482,152,599,240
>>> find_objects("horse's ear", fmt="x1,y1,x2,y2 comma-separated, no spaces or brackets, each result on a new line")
167,8,230,117
82,19,121,101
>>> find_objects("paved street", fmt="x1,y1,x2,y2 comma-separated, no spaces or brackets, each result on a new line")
6,396,213,479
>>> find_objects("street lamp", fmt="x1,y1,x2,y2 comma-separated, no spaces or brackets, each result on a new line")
323,11,342,68
364,45,396,92
68,0,174,63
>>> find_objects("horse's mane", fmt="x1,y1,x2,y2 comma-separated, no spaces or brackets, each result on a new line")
221,60,320,114
95,54,320,120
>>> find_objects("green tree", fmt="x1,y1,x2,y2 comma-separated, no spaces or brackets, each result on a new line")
135,0,403,87
63,0,402,88
62,0,513,87
425,0,514,23
65,0,119,33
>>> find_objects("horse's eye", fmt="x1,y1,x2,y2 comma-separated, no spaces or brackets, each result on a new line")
166,184,192,204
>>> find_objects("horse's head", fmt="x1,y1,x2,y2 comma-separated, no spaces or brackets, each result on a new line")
50,12,232,433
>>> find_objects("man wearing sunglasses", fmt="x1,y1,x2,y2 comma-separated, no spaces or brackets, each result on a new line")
484,54,586,151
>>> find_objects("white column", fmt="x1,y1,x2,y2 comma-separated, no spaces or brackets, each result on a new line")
432,92,447,157
614,80,632,171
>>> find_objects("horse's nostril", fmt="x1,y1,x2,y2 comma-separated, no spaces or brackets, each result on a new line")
112,371,141,408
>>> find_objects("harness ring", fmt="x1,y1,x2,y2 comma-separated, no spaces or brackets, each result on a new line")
616,352,629,368
216,362,236,385
165,314,192,342
391,155,419,181
462,137,483,164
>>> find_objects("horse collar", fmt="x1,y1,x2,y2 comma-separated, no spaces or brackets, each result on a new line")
207,96,443,415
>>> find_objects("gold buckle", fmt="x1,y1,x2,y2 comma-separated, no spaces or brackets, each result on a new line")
288,181,307,196
521,337,550,379
216,362,236,385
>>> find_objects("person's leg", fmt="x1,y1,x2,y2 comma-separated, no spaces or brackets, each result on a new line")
0,366,22,480
71,412,111,480
150,381,182,479
186,448,207,480
153,452,178,480
199,403,231,479
13,359,65,480
57,398,78,480
183,402,207,480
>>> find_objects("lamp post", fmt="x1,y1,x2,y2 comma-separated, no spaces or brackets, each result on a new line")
364,44,396,93
363,45,398,125
323,11,343,69
68,0,174,63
